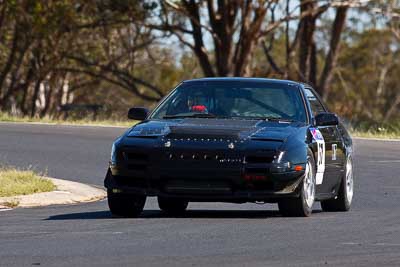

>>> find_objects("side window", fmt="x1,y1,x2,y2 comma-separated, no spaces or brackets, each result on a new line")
304,88,325,116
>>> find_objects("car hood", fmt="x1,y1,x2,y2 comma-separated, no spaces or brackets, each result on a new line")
125,118,307,144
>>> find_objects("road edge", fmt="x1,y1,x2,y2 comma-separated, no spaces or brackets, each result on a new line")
0,120,129,129
0,177,106,209
353,137,400,142
2,121,400,141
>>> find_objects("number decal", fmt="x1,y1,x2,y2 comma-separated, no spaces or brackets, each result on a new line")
332,144,337,161
310,128,325,185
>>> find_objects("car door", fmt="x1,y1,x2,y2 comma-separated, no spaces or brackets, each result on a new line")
303,88,345,195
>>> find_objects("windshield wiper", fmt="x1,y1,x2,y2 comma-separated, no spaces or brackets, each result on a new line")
264,117,295,122
163,113,217,119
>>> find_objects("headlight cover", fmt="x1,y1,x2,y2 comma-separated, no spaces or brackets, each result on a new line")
110,142,117,164
271,151,291,173
128,126,170,137
271,151,305,173
110,136,123,164
270,161,292,173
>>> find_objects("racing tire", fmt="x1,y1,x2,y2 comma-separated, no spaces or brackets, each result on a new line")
278,150,316,217
107,189,146,218
321,156,353,212
158,196,188,215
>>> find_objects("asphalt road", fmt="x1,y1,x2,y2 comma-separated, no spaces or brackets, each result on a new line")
1,122,400,267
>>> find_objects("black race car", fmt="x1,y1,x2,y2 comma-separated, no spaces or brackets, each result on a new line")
105,78,354,217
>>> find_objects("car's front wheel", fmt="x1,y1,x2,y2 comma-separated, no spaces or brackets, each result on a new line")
158,196,188,215
107,189,146,217
278,150,316,217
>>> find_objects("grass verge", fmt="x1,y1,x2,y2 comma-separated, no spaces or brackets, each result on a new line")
2,200,19,208
0,112,134,127
0,168,56,198
351,131,400,139
350,122,400,139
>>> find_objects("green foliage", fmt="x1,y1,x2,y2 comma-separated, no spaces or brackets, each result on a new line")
330,28,400,123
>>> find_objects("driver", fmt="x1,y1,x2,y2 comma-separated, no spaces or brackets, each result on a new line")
188,95,208,113
215,96,235,117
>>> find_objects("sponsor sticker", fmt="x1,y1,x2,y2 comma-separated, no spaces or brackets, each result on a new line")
311,128,324,141
310,128,325,185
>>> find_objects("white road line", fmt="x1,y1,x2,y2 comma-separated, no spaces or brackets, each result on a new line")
374,243,400,246
0,231,52,234
369,160,400,163
0,208,13,212
341,242,400,247
342,242,360,245
1,231,126,235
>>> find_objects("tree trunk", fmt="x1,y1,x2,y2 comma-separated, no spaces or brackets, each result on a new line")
383,94,400,123
298,0,316,82
0,38,31,109
0,25,20,97
19,62,35,115
184,0,215,77
317,6,348,99
308,42,317,86
30,79,42,117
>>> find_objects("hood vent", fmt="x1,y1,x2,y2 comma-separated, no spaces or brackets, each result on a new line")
167,126,242,140
250,137,284,142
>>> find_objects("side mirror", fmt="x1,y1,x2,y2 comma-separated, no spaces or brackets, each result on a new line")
315,112,339,126
128,107,149,120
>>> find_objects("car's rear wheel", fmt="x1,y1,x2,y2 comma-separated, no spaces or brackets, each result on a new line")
278,150,316,217
107,189,146,217
158,196,188,215
321,156,353,212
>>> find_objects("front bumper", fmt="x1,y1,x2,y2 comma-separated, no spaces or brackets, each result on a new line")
105,167,305,202
106,142,306,202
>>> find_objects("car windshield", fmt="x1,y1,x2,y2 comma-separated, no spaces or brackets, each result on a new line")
150,81,307,122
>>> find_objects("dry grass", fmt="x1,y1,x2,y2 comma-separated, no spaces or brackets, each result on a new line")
349,120,400,139
0,112,134,127
2,199,19,208
0,168,56,197
351,131,400,139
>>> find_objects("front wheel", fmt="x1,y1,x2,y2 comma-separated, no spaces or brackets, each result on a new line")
278,150,316,217
107,189,146,218
321,156,354,212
